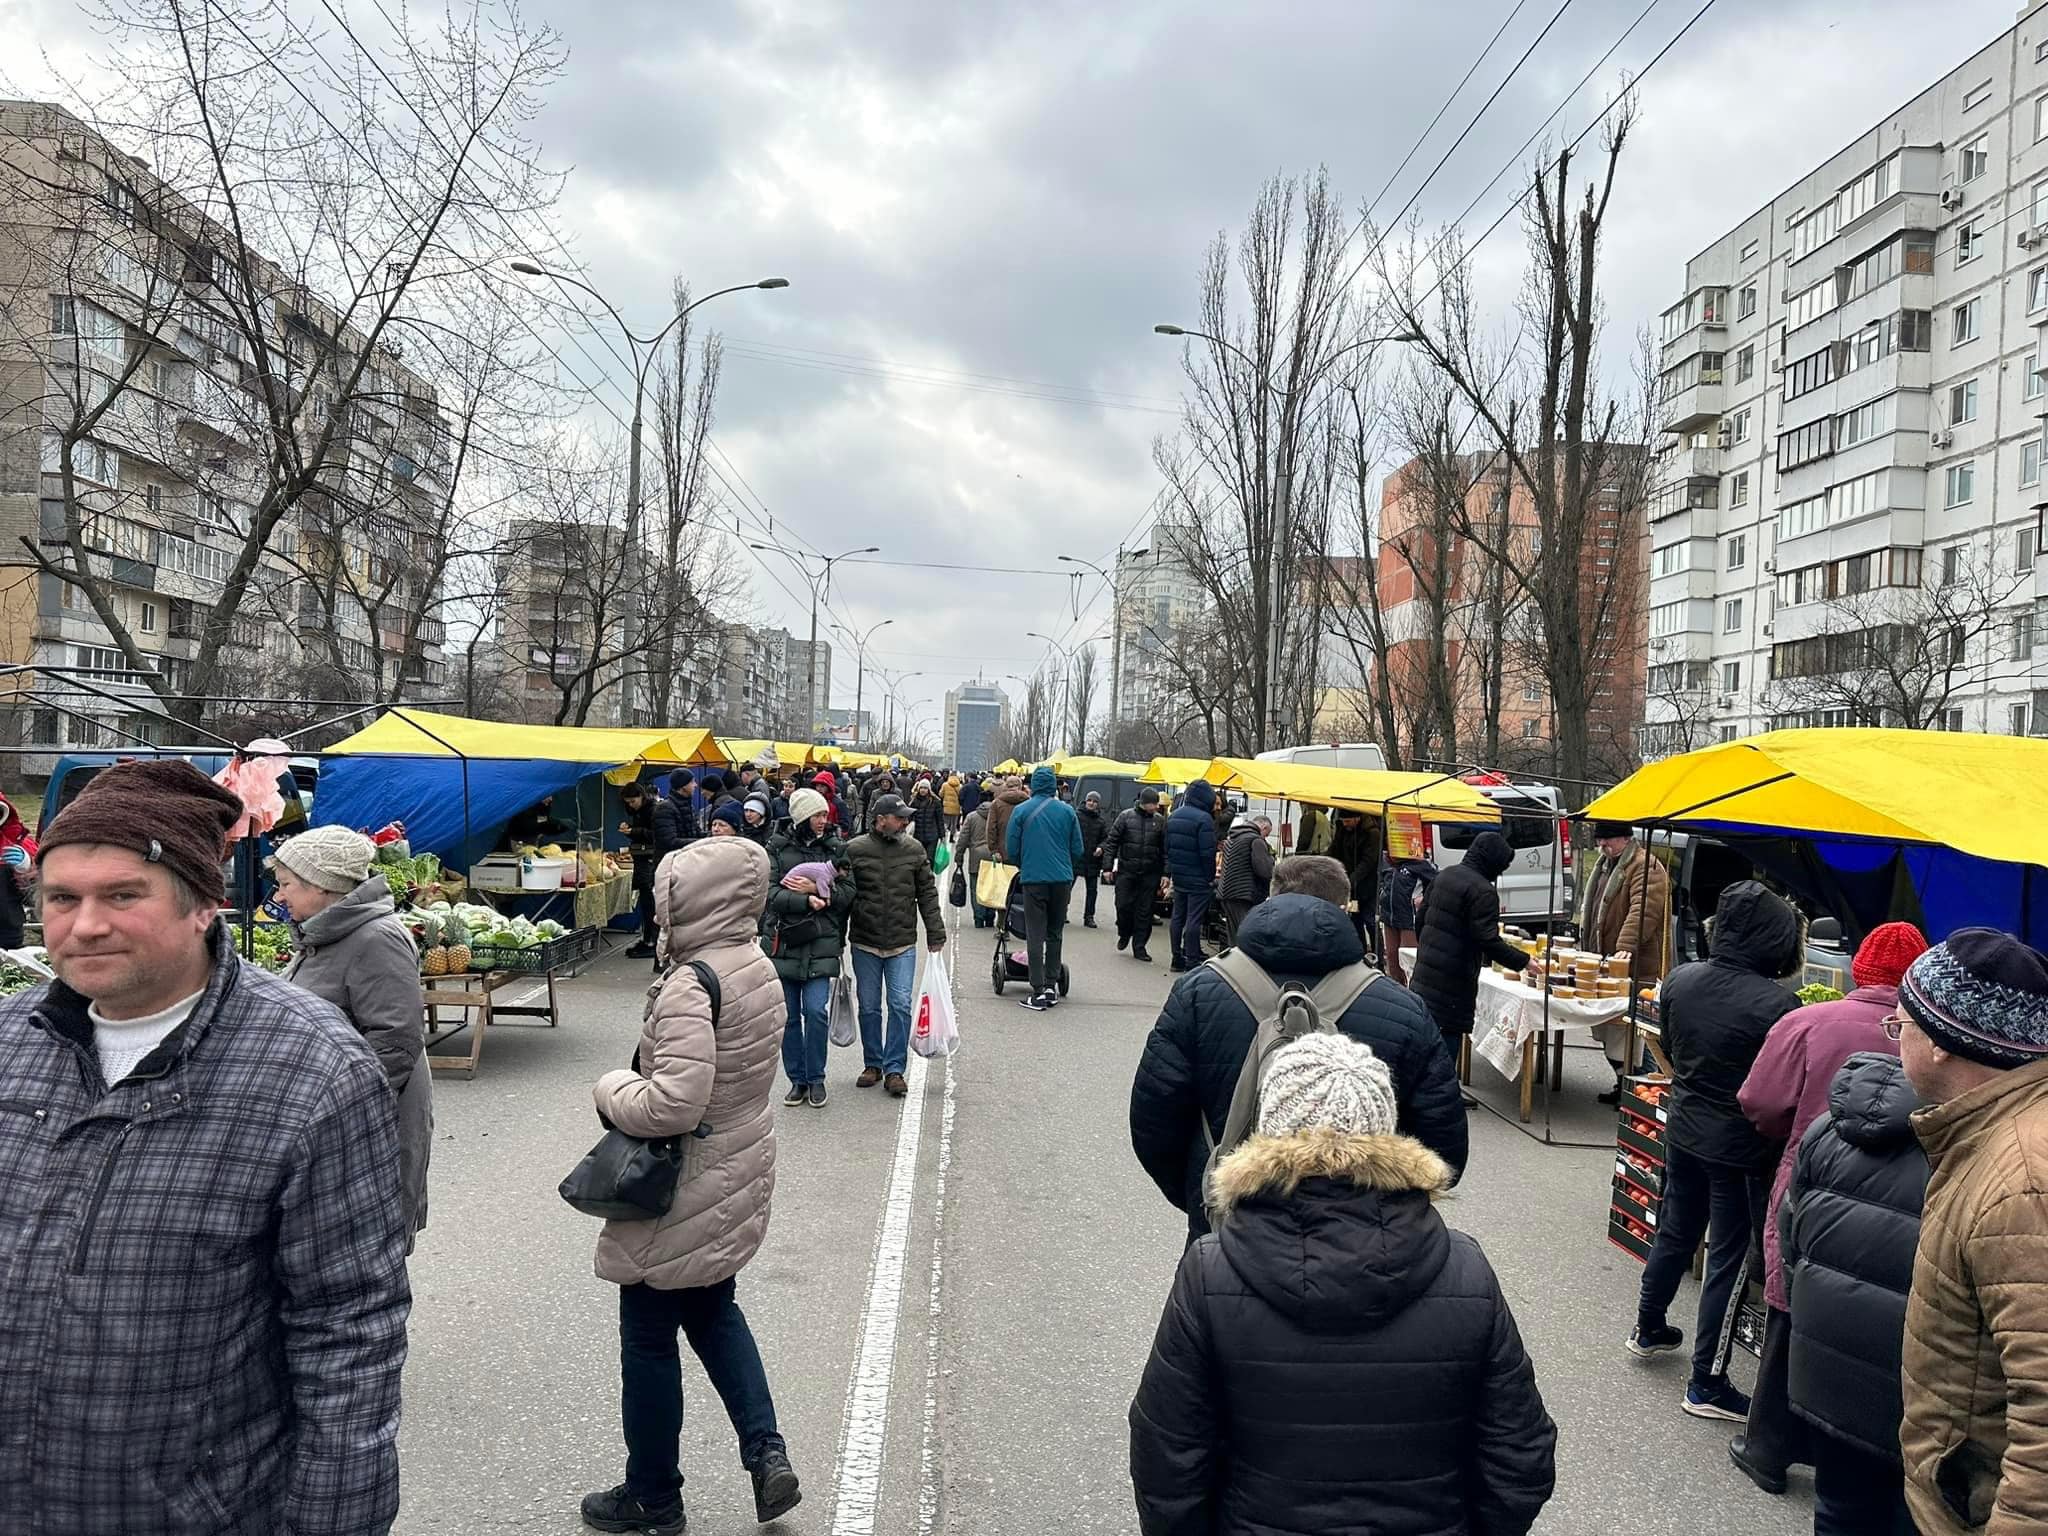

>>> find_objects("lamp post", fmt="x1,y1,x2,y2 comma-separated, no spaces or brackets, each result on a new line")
1059,547,1147,751
1153,322,1414,750
831,618,893,749
510,261,788,723
751,543,877,741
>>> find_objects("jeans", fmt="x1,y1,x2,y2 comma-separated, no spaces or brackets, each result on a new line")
1636,1142,1765,1385
780,976,830,1089
1078,866,1102,922
968,862,992,927
1741,1304,1811,1470
1021,880,1070,995
852,945,916,1075
1114,873,1157,952
1169,886,1211,967
1811,1430,1916,1536
634,881,656,946
618,1278,783,1503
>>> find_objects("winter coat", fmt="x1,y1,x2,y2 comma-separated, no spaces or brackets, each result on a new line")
1104,805,1168,882
651,792,691,861
1130,893,1469,1240
1006,770,1085,884
844,828,946,953
1579,840,1672,981
1164,780,1219,890
594,837,783,1292
1076,805,1110,874
959,778,984,814
1379,857,1438,933
0,921,409,1536
1659,881,1802,1169
909,791,945,853
1737,984,1900,1309
1216,819,1273,906
0,792,34,948
1901,1055,2048,1536
984,786,1030,859
1407,831,1528,1037
941,777,963,816
1129,1130,1556,1536
761,820,855,983
623,797,659,891
286,877,433,1242
1781,1053,1927,1463
1326,814,1383,907
958,804,993,881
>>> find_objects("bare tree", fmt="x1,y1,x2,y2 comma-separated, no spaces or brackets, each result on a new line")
1068,643,1099,754
1319,382,1407,766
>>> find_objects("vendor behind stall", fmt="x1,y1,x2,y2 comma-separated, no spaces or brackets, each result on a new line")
1578,819,1673,1104
503,794,568,851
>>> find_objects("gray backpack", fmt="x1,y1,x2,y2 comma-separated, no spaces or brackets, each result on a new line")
1198,948,1386,1223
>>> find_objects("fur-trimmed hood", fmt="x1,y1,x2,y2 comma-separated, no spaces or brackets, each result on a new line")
1209,1130,1455,1331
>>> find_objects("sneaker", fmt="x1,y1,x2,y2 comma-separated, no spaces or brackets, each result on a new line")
783,1083,807,1108
884,1072,908,1097
581,1482,685,1535
624,943,657,960
807,1083,828,1108
1117,934,1130,951
856,1067,882,1088
1627,1321,1684,1358
1041,989,1061,1007
1683,1377,1752,1422
750,1445,802,1523
1019,992,1051,1012
1727,1434,1788,1495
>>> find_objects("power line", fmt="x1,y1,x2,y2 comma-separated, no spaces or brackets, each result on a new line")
722,334,1180,408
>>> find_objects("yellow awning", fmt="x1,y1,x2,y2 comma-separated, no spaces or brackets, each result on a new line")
1141,756,1499,823
717,738,818,769
1052,755,1149,779
1137,756,1219,787
327,708,723,767
1581,729,2048,867
991,758,1024,774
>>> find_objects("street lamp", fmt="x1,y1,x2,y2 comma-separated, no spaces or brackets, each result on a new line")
1154,320,1415,749
509,261,789,723
751,543,877,742
830,618,893,749
1059,547,1147,748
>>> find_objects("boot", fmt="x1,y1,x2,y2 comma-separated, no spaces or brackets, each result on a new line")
580,1483,685,1535
751,1445,801,1522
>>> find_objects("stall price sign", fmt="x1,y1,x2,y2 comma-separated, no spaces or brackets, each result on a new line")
1386,807,1425,862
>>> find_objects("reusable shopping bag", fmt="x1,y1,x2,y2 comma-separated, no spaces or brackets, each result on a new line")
910,950,960,1059
828,968,858,1047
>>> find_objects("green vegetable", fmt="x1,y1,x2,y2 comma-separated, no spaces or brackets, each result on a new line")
1795,982,1844,1005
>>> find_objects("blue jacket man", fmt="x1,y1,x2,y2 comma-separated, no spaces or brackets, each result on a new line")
1164,779,1219,971
1005,766,1086,1009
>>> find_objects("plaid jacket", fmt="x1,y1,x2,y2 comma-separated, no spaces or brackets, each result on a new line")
0,922,410,1536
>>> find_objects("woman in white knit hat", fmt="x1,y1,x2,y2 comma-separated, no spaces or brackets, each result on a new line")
1129,1032,1556,1536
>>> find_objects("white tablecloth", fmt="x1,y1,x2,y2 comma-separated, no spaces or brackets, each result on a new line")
1402,948,1628,1082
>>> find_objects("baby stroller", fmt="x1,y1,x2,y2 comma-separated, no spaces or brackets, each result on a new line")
990,874,1071,997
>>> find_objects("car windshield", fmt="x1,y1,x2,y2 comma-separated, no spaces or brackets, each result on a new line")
1438,795,1556,852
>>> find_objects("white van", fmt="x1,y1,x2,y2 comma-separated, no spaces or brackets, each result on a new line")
1427,780,1575,928
1247,743,1388,855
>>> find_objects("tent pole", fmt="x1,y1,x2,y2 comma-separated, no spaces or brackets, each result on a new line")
389,709,471,870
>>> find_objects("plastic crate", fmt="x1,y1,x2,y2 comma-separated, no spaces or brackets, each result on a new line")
467,926,601,974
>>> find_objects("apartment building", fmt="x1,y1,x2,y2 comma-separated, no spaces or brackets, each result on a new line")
781,633,832,740
943,680,1009,770
1647,4,2048,753
1112,521,1207,731
0,100,450,767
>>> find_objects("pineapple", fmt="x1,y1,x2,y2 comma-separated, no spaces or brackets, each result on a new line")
419,915,449,978
442,915,473,974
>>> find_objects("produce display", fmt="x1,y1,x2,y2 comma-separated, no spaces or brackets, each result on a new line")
409,899,566,973
372,844,445,906
1795,982,1846,1005
0,950,51,996
244,921,295,974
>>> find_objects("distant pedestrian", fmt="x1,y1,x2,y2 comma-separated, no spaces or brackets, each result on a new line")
844,793,947,1096
1075,790,1110,929
620,780,662,959
984,774,1030,860
1325,807,1382,957
740,795,774,846
941,772,963,836
1377,851,1437,987
909,777,945,852
0,788,36,948
1005,765,1085,1012
1129,1032,1555,1536
0,759,409,1534
764,788,854,1108
1407,829,1529,1054
958,798,996,928
1130,854,1467,1244
1217,813,1274,944
1580,820,1674,1101
708,802,745,837
584,837,802,1535
1103,788,1168,962
959,775,984,816
1164,779,1219,972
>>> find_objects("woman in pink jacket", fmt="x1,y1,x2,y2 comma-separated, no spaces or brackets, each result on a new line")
1727,920,1927,1496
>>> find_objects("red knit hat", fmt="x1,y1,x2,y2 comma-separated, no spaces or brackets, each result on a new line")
1853,920,1930,989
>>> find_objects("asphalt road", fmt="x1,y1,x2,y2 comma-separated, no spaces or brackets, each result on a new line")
396,895,1816,1535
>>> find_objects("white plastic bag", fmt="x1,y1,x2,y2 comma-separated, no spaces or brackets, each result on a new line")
910,950,959,1059
828,969,857,1048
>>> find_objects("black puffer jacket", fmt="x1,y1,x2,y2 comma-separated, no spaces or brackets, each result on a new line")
1217,820,1273,905
1661,881,1802,1168
909,790,945,853
1407,830,1527,1037
761,821,855,982
1164,780,1219,890
1129,894,1468,1240
1077,804,1109,874
1782,1052,1928,1461
1104,805,1167,880
1130,1130,1556,1536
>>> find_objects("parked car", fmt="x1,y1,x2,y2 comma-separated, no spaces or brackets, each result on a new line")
1430,780,1575,928
1248,742,1389,855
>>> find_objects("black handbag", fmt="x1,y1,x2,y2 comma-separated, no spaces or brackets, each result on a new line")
559,960,722,1221
948,860,968,908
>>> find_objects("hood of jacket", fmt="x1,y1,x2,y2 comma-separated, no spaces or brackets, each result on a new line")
1228,814,1257,834
1830,1050,1922,1152
1464,829,1514,880
1181,778,1216,813
657,836,770,949
297,874,399,946
1029,765,1058,796
1235,893,1360,975
1211,1130,1453,1329
1710,879,1803,977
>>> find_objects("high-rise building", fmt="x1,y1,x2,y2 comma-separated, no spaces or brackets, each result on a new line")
781,633,832,740
1646,5,2048,753
944,681,1009,769
1113,523,1206,727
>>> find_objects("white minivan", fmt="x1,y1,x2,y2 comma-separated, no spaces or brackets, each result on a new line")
1248,743,1388,855
1427,779,1576,928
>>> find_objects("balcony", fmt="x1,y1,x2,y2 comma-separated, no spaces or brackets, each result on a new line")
1658,445,1720,483
1660,380,1722,434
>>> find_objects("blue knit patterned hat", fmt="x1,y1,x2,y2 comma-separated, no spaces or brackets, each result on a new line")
1899,928,2048,1068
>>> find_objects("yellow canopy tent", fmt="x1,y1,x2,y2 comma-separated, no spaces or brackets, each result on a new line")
717,738,817,770
328,709,721,771
991,758,1024,774
1141,756,1498,822
1137,756,1218,788
1048,754,1148,779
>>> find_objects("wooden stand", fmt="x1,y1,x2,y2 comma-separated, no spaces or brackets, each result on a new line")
423,974,493,1077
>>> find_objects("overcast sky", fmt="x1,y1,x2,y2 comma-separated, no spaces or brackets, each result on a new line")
2,0,2023,741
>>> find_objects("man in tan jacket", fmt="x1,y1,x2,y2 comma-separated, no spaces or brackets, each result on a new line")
1895,928,2048,1536
1579,820,1672,1104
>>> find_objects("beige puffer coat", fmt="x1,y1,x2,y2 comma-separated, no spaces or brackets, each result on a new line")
593,836,784,1291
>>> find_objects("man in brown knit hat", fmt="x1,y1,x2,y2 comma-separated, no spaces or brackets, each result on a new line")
0,759,411,1535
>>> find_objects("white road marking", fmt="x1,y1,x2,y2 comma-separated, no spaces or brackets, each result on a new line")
915,1054,957,1536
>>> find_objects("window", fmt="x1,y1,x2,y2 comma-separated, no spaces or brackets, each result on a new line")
1723,660,1742,693
2015,608,2037,660
1650,601,1688,638
1521,684,1541,704
1735,344,1755,383
2038,38,2048,62
1727,534,1747,571
1963,136,1990,182
2032,354,2047,403
2038,93,2048,140
1738,285,1757,320
1653,542,1692,578
1837,394,1893,448
1791,201,1839,262
1659,351,1724,395
1942,543,1965,585
1779,417,1833,469
1741,238,1760,264
140,600,157,635
2021,525,2040,570
1785,346,1835,399
1947,464,1976,508
2015,703,2032,737
49,295,75,335
1729,470,1751,508
1727,407,1751,444
1943,708,1967,733
1953,298,1982,345
1966,79,1994,113
1787,277,1838,331
143,483,162,517
1838,155,1898,225
1724,597,1745,633
2032,267,2048,313
1778,469,1892,540
1958,221,1983,266
1951,378,1981,425
1520,717,1539,740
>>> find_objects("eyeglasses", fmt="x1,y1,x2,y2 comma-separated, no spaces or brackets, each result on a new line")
1882,1011,1908,1042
